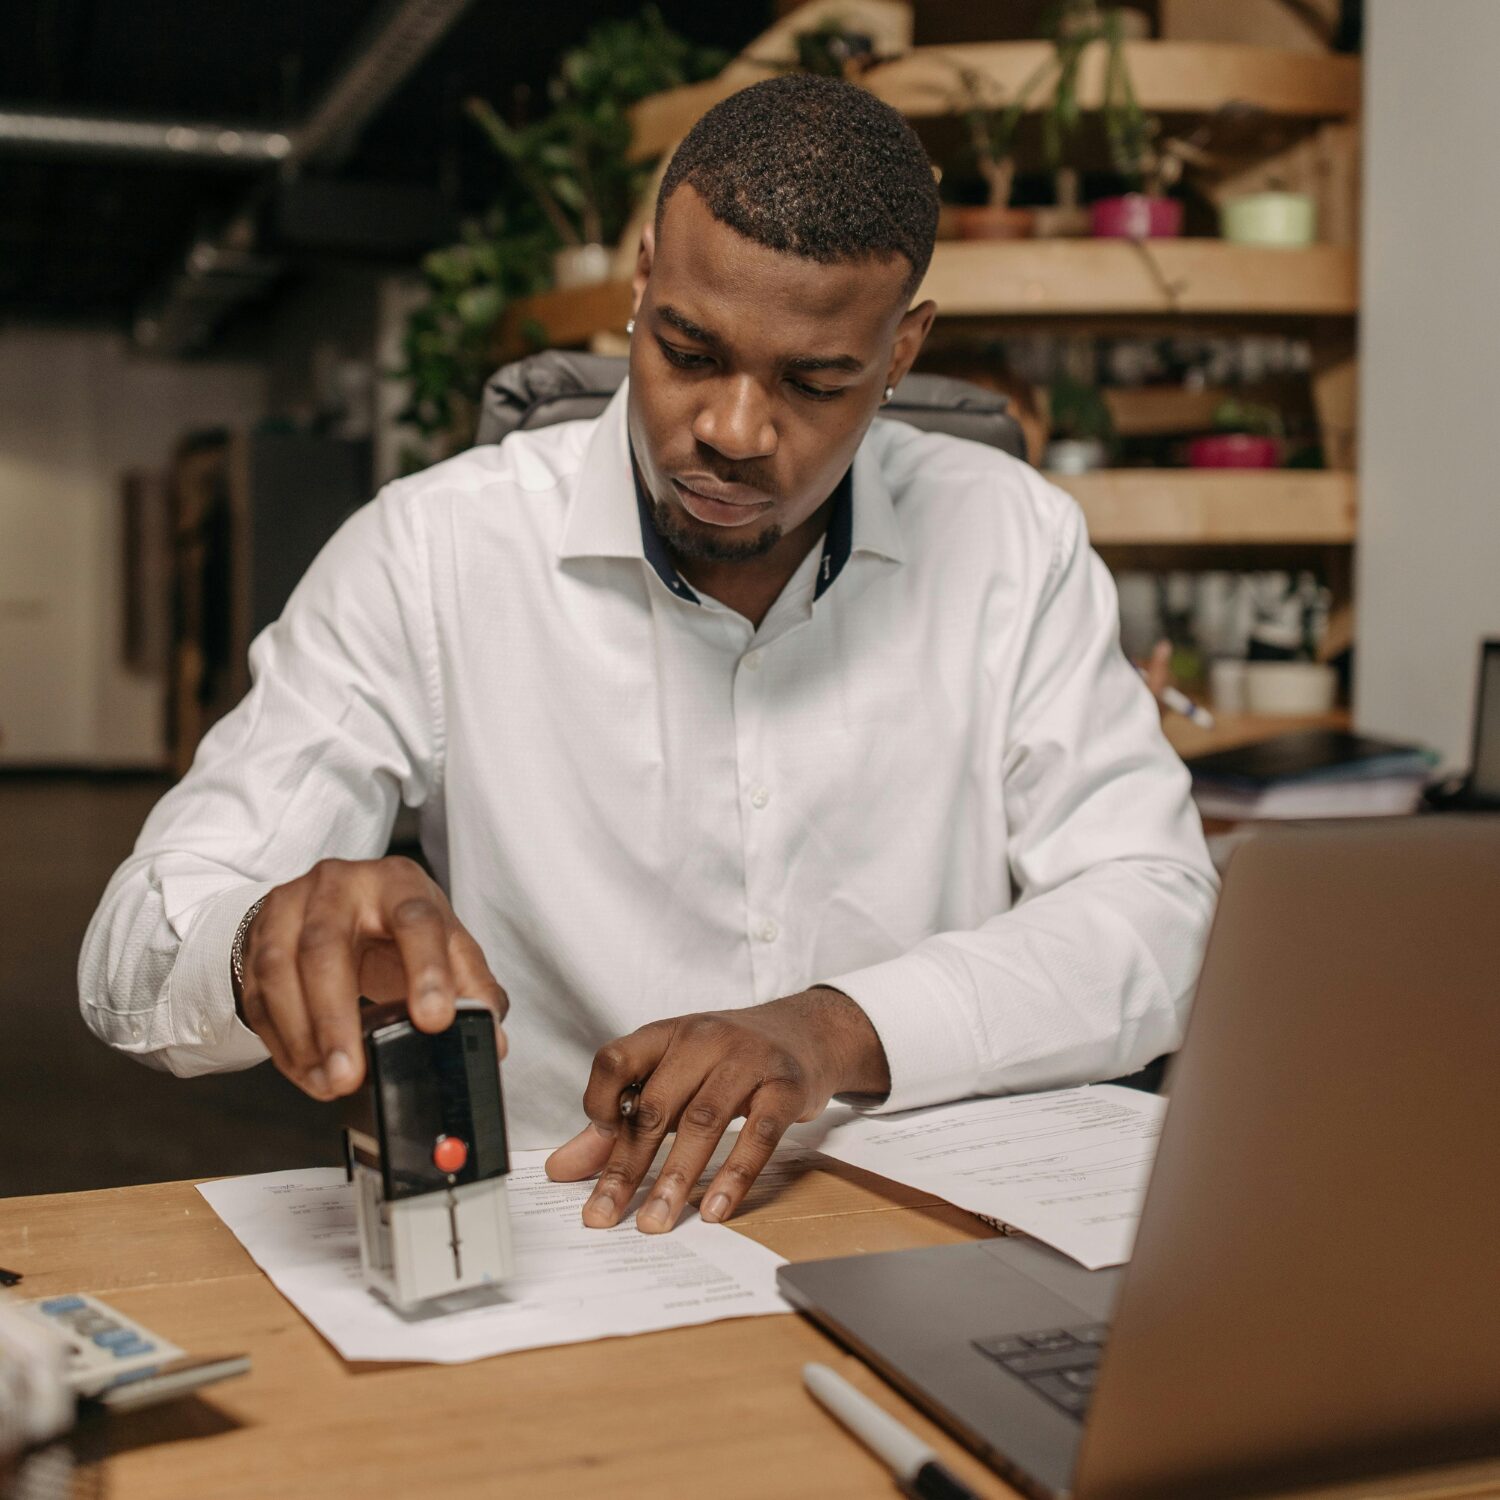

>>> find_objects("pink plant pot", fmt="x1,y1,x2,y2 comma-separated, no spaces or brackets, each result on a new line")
1090,195,1184,239
1188,434,1283,469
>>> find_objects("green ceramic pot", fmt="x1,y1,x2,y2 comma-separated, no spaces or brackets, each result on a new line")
1220,192,1317,247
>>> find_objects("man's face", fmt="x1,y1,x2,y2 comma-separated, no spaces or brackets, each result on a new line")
627,185,932,565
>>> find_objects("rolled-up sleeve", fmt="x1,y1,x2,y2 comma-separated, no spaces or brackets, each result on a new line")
78,483,443,1077
827,489,1218,1113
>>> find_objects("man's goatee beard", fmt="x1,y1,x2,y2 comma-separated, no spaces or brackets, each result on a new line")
649,495,783,564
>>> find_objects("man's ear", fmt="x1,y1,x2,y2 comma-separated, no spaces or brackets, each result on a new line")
885,299,937,392
630,222,655,318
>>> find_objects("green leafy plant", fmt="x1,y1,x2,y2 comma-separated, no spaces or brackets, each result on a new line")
466,8,725,250
392,7,726,466
946,60,1051,208
1213,398,1285,437
1048,373,1115,444
394,207,554,470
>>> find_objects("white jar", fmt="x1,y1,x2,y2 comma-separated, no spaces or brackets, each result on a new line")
1244,661,1338,715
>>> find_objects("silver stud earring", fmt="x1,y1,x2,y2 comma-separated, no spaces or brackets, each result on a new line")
883,384,895,402
626,318,635,335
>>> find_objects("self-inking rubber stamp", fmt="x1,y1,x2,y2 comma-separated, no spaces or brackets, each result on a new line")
343,999,515,1310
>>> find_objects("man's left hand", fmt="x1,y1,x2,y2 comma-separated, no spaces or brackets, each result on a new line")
544,988,890,1233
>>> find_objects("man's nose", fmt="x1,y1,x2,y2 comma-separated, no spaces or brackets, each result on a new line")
692,375,777,462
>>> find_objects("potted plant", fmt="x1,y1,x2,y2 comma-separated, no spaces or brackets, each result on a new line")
942,63,1046,239
466,7,727,289
1028,2,1190,239
394,9,723,466
1044,373,1115,473
1188,399,1285,469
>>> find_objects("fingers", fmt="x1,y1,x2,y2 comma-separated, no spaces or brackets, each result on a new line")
698,1088,800,1225
448,924,510,1059
1144,638,1172,702
581,1032,699,1229
240,855,508,1104
376,864,459,1034
297,878,366,1095
635,1074,749,1234
241,881,330,1097
544,1123,618,1182
579,1022,674,1128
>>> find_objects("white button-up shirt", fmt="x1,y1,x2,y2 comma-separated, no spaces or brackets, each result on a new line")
79,383,1217,1148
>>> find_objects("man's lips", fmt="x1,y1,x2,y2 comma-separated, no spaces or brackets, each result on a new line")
671,476,774,528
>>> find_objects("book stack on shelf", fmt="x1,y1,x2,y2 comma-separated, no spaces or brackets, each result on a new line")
1187,729,1436,823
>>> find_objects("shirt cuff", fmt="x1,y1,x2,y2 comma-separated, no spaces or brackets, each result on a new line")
163,881,277,1076
822,950,984,1116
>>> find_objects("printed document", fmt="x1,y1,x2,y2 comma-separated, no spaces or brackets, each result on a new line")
794,1085,1166,1270
199,1146,808,1363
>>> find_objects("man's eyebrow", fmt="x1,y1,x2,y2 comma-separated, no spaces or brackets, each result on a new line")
656,304,865,375
785,352,865,374
657,304,720,345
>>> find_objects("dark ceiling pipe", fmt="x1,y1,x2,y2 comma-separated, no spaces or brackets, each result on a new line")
134,0,478,355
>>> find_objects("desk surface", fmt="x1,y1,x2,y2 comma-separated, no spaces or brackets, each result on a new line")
2,1158,1022,1500
7,1164,1500,1500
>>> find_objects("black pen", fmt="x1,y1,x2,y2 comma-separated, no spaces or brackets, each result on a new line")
803,1362,982,1499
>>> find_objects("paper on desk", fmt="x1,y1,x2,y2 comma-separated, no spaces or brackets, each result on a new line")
793,1085,1166,1271
198,1145,810,1363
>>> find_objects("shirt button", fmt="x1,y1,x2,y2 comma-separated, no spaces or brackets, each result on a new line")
742,650,763,671
197,1017,214,1041
758,919,779,943
750,784,770,810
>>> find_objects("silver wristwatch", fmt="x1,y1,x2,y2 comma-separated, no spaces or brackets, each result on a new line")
230,896,266,1000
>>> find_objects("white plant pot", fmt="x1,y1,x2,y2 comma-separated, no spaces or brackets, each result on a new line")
1244,661,1337,716
551,243,613,290
1045,438,1108,475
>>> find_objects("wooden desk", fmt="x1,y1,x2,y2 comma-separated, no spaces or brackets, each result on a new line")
8,1165,1499,1500
1,1159,1019,1500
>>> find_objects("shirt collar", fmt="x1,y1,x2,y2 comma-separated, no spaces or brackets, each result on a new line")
557,380,906,602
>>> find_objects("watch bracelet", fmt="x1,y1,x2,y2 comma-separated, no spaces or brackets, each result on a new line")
230,896,267,997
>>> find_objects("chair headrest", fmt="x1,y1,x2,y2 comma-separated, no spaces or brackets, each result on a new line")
474,350,1025,460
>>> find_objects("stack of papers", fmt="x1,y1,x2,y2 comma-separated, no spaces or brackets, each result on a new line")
795,1085,1166,1270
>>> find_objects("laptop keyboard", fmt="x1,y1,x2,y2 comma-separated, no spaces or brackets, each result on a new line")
972,1324,1110,1419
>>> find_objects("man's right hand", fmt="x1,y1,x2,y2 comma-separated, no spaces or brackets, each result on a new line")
235,856,508,1101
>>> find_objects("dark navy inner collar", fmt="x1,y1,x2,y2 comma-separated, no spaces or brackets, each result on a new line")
629,454,854,606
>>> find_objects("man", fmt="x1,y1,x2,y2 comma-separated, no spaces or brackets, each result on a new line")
80,76,1217,1236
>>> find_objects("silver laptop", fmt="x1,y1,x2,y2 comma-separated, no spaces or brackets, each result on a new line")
778,818,1500,1500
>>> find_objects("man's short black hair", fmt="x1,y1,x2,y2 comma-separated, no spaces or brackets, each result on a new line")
655,73,939,303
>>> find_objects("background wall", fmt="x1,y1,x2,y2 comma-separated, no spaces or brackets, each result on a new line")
1357,0,1500,770
0,329,264,765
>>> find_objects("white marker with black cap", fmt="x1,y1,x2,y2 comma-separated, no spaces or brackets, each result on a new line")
803,1362,982,1499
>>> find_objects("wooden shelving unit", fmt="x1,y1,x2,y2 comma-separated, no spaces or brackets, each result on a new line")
628,41,1360,162
494,27,1364,763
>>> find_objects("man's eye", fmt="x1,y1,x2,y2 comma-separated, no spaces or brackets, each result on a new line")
789,379,845,402
658,340,712,370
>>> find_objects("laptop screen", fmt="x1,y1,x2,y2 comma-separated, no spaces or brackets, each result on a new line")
1473,640,1500,800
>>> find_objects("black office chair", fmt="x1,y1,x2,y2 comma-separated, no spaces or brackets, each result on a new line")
474,349,1027,457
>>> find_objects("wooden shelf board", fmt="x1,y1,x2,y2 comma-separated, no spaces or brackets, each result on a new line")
1163,708,1350,760
1051,469,1356,545
494,279,633,359
919,241,1356,317
498,242,1355,355
629,41,1361,161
